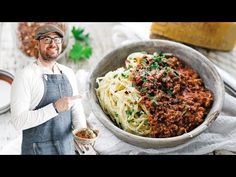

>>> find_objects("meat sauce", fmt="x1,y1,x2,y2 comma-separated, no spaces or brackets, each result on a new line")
75,128,96,139
131,52,213,138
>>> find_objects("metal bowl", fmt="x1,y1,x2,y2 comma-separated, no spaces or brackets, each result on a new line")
0,70,14,115
88,39,224,148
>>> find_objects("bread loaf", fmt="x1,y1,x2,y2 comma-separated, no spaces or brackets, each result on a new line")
151,22,236,51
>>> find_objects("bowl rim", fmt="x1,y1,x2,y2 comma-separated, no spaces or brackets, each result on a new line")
88,39,224,147
0,69,14,115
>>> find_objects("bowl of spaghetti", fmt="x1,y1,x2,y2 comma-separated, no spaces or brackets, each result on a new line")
88,39,224,148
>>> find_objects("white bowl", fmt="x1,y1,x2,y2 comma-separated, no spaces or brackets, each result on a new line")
0,70,14,115
72,128,99,145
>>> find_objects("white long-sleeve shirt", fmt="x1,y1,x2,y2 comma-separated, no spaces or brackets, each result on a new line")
10,61,87,131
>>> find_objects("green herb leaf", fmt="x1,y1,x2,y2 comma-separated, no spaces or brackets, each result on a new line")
71,27,90,45
141,86,148,92
141,77,148,83
69,42,84,61
69,26,93,62
149,62,160,70
136,111,142,117
126,109,134,117
83,46,92,59
167,89,173,97
144,120,149,126
153,99,158,107
164,66,171,71
121,73,129,78
173,71,179,77
72,27,84,39
69,42,92,61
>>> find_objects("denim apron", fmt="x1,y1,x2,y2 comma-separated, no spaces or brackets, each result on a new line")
22,67,75,155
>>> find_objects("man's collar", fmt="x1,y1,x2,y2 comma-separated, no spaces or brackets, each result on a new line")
36,59,60,74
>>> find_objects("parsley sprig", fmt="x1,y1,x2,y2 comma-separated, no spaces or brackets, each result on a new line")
69,26,92,62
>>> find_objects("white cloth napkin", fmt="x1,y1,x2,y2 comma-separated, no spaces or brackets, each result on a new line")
0,112,21,154
86,23,236,155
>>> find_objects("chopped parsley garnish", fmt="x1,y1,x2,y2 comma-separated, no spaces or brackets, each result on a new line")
153,99,158,107
141,77,148,83
126,109,134,117
141,86,148,92
136,111,144,117
167,89,173,97
149,62,160,70
144,120,149,126
141,59,147,65
173,71,179,77
141,71,147,77
164,66,171,72
161,85,173,96
121,73,129,78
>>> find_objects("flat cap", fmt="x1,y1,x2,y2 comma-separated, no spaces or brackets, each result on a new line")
35,24,64,40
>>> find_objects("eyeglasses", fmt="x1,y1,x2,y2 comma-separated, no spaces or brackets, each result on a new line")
39,36,63,44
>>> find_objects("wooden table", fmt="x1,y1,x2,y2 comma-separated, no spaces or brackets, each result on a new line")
0,22,236,155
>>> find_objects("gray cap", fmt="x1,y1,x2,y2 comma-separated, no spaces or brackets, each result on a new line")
35,24,64,40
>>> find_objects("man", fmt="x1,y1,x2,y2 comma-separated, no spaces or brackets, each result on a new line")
11,24,87,155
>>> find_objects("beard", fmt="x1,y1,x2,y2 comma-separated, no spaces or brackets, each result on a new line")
39,45,61,61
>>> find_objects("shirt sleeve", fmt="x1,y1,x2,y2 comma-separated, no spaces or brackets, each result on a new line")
10,70,58,131
69,69,87,130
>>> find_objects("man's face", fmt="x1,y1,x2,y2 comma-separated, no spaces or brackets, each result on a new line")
38,32,63,61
